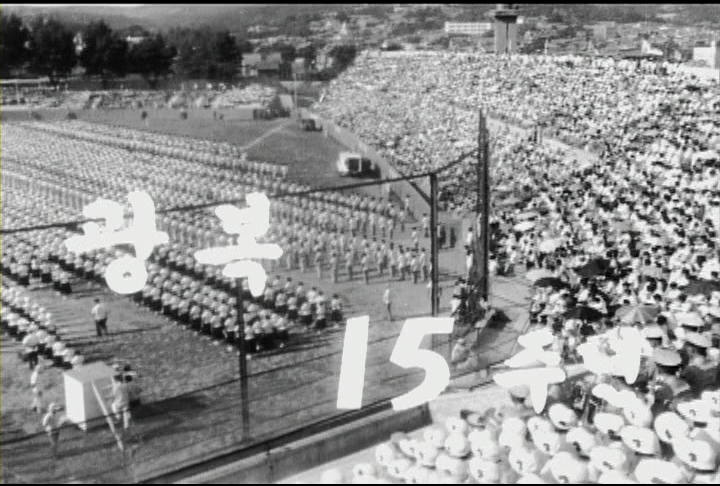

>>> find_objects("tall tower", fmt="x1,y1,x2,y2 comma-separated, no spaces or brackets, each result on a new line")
493,4,520,54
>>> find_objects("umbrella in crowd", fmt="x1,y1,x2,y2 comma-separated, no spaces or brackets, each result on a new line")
533,277,568,290
565,306,604,322
574,259,610,278
615,304,660,325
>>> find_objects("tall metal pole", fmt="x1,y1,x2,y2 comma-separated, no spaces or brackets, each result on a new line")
235,279,250,439
430,173,439,318
429,173,441,357
476,111,491,303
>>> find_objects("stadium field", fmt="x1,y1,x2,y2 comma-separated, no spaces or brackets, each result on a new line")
1,113,445,483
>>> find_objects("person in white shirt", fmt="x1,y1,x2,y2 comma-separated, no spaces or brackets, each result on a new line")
31,364,44,413
91,298,109,337
383,284,393,322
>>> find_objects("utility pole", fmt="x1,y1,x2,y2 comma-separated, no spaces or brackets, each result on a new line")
235,279,250,439
475,111,491,304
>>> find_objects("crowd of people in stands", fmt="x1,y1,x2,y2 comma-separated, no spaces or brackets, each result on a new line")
313,51,719,214
1,83,277,110
307,50,720,483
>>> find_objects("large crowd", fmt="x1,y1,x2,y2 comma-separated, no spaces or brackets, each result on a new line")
306,51,720,483
3,47,720,479
313,51,719,213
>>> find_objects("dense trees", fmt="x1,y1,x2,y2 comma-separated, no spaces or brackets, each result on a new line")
169,27,243,81
79,21,129,87
26,17,77,83
3,11,360,86
127,34,176,88
1,13,31,77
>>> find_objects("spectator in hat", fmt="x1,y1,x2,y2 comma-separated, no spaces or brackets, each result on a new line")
650,347,691,414
680,333,715,396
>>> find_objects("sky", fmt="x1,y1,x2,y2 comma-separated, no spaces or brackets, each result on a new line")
4,4,144,7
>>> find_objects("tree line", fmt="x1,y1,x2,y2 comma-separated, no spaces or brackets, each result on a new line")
0,14,251,88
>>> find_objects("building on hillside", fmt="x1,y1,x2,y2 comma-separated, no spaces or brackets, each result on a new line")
73,33,85,56
444,22,493,36
125,36,146,47
693,41,720,69
493,4,520,54
590,21,618,42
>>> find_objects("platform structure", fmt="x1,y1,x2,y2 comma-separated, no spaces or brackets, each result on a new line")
493,4,520,54
63,362,115,431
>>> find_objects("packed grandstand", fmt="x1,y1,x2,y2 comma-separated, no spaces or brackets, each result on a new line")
2,48,719,484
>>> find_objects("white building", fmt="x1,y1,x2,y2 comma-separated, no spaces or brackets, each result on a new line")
444,22,493,36
693,41,720,69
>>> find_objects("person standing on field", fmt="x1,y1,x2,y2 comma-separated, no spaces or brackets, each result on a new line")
91,298,109,337
383,284,393,322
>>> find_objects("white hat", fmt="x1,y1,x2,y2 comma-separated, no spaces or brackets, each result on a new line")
516,473,549,484
566,426,598,457
320,468,345,484
445,417,469,436
677,400,715,424
633,459,685,484
375,442,401,468
444,433,470,458
402,465,429,485
509,444,544,476
469,428,501,461
673,436,718,472
595,413,626,437
590,446,629,476
435,452,468,481
620,426,660,456
533,430,565,456
548,402,578,430
597,470,638,484
700,389,720,413
396,435,420,460
499,417,527,449
548,451,589,484
416,440,441,468
622,396,653,428
386,457,412,480
527,416,554,439
653,411,689,444
468,457,502,484
424,427,448,449
351,463,376,483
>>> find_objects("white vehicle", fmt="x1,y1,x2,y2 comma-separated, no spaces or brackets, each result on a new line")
336,152,380,178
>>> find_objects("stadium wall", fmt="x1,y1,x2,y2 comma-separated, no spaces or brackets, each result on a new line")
0,107,267,123
303,110,430,218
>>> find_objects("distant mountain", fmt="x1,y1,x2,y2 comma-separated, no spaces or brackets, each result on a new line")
2,4,356,33
4,3,716,35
